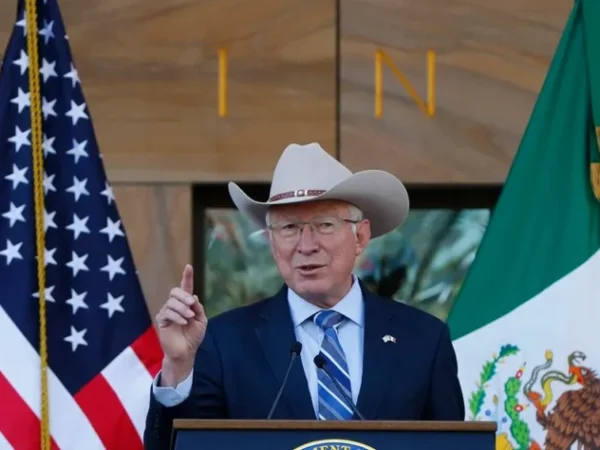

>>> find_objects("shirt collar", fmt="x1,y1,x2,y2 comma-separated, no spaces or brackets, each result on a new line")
287,275,364,328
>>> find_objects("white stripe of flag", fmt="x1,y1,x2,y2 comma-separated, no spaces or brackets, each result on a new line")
0,306,104,449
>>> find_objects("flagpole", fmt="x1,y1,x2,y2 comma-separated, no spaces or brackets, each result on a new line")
24,0,50,448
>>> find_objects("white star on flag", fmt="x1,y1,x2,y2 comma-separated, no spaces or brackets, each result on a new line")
0,239,23,265
7,126,31,151
100,255,126,281
42,133,56,156
42,247,57,266
100,293,125,318
100,218,125,242
66,289,88,314
66,138,88,163
10,88,30,113
100,182,115,204
66,176,89,201
12,50,28,75
64,326,88,352
4,164,28,190
43,171,56,195
63,62,80,87
39,58,57,82
66,251,89,277
2,202,26,227
42,96,57,119
65,100,88,125
44,208,57,232
66,213,90,240
32,286,57,303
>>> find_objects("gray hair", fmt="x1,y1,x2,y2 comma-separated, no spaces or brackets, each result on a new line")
347,204,364,221
265,203,364,233
347,204,364,234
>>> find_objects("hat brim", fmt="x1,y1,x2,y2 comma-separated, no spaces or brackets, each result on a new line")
228,170,409,239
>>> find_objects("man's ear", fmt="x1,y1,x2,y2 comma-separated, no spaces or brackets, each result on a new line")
355,219,371,256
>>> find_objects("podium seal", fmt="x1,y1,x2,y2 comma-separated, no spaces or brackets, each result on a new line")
294,439,376,450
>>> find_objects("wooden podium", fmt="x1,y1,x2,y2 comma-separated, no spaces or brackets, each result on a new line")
170,419,497,449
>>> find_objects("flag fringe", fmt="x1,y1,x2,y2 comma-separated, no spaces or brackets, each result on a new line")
592,163,600,201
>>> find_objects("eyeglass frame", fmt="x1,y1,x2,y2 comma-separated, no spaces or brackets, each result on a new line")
265,216,363,241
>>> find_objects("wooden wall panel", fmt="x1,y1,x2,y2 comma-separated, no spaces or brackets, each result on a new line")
0,0,336,183
0,4,15,54
2,0,574,185
340,0,572,183
113,184,191,319
216,0,337,180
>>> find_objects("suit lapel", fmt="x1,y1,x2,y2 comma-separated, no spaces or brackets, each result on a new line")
355,286,398,420
254,286,315,419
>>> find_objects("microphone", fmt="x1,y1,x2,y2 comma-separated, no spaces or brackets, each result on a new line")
266,341,303,419
313,353,366,420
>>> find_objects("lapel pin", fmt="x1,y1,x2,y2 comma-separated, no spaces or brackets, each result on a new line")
382,335,396,344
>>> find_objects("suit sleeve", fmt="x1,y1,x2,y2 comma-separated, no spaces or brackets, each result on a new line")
425,323,465,420
143,327,228,450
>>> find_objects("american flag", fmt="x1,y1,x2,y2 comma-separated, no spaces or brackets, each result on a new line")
0,1,164,449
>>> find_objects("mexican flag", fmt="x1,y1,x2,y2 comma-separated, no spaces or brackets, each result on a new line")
446,0,600,449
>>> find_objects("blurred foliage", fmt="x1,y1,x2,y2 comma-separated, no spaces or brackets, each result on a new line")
204,208,490,320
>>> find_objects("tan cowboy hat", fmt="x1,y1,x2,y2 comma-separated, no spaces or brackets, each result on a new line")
228,142,410,238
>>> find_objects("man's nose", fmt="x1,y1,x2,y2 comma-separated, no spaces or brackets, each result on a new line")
296,224,319,253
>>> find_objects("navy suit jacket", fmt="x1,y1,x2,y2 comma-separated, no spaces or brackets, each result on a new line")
143,282,465,449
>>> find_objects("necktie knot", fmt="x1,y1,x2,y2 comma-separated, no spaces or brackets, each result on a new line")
313,310,345,330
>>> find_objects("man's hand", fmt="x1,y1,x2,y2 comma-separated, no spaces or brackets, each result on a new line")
156,264,207,386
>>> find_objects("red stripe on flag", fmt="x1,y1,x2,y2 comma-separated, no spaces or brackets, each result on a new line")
0,371,59,450
74,373,142,450
130,326,163,377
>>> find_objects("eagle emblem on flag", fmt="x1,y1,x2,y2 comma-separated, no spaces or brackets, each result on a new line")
468,345,600,450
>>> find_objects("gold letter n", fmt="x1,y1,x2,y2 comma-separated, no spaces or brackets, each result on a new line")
374,49,435,118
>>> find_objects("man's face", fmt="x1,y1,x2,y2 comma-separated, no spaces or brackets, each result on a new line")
267,200,371,307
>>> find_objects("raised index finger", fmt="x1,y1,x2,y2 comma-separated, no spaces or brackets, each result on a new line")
180,264,194,294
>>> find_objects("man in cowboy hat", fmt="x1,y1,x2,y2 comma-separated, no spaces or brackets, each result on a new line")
143,143,465,449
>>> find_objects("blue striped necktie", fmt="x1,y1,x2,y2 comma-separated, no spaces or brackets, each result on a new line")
313,310,353,420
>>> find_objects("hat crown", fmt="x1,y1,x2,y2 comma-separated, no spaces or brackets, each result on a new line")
268,143,352,201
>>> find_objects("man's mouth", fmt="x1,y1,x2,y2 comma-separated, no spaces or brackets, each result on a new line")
297,264,325,273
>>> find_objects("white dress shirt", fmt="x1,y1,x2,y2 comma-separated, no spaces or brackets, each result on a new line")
152,276,365,416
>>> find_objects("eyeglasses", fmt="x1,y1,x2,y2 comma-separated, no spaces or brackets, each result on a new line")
267,216,361,240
